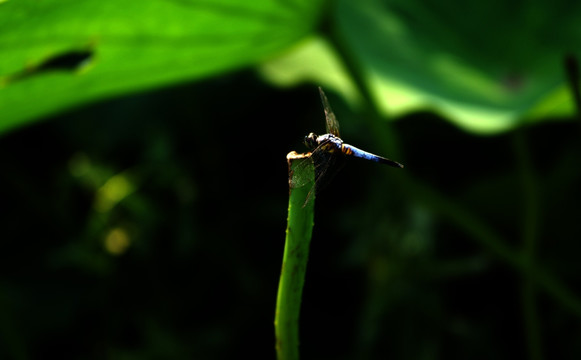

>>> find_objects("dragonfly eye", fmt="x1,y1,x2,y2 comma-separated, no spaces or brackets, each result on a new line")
304,133,318,149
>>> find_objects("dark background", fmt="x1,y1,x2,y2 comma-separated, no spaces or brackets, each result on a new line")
1,68,581,360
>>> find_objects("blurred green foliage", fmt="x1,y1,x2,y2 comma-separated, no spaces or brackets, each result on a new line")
0,0,322,132
1,0,581,359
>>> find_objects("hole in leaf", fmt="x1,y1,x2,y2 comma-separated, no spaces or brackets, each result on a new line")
36,50,94,72
1,48,95,86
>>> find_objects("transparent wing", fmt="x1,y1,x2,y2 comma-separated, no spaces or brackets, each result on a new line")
291,141,346,206
311,147,345,195
318,87,340,137
288,154,314,189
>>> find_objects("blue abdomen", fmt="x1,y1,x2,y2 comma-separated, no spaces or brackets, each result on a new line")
342,144,403,168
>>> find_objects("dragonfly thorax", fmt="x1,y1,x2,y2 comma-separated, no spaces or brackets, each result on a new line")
304,132,343,152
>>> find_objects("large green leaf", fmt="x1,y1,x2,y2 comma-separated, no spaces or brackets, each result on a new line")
262,0,580,134
0,0,323,134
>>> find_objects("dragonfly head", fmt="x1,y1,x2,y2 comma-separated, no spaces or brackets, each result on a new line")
304,133,318,150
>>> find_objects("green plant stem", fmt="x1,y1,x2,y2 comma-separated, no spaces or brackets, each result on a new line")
405,176,581,317
563,54,581,123
513,131,543,360
326,17,581,318
275,153,315,360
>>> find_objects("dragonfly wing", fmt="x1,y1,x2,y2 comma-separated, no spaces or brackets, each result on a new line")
318,87,341,137
291,141,345,206
308,145,346,204
289,154,315,189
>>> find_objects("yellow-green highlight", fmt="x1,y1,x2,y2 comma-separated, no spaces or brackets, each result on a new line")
104,227,131,255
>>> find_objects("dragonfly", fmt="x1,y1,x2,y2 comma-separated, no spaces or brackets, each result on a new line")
291,87,403,205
